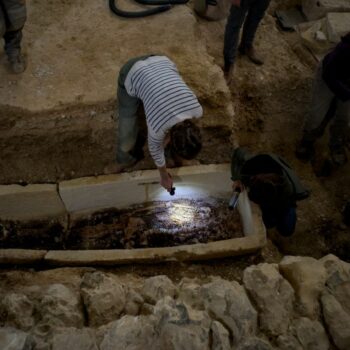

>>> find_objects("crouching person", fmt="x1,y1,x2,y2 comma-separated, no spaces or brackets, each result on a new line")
110,55,203,193
231,147,309,236
0,0,27,73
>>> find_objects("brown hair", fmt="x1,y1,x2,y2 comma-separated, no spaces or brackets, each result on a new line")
170,120,202,160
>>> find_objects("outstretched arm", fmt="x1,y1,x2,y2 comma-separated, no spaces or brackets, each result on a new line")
148,134,173,192
158,166,173,192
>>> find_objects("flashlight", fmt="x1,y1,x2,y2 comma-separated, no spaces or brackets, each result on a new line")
228,188,241,210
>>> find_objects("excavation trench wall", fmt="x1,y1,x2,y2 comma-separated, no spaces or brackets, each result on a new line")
0,104,233,184
0,1,234,184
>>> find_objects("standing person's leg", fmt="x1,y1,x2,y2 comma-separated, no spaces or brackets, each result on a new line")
223,0,250,77
4,28,25,72
2,0,27,73
116,84,140,166
296,63,336,160
239,0,270,65
329,99,350,166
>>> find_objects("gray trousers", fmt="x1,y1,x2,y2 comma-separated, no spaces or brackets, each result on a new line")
0,0,27,57
303,63,350,150
116,55,151,164
223,0,270,66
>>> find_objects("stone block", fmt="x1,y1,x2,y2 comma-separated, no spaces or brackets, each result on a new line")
321,291,350,350
142,275,178,305
0,185,68,249
279,256,327,317
80,271,126,327
243,263,295,336
326,12,350,43
0,327,33,350
294,317,330,350
302,0,350,21
0,184,66,221
200,278,257,344
51,328,98,350
0,249,47,265
59,165,233,215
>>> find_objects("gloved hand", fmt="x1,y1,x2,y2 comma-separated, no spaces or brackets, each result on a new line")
160,171,174,193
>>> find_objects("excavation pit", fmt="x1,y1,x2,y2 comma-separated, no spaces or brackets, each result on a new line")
0,164,266,266
67,198,243,250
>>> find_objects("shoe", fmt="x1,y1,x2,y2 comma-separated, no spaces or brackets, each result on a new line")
8,53,27,74
223,62,234,84
239,46,264,65
295,138,315,161
330,146,348,167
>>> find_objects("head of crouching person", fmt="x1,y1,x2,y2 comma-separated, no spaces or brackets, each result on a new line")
169,120,202,165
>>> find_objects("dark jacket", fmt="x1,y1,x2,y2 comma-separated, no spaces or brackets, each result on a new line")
231,148,309,211
322,34,350,102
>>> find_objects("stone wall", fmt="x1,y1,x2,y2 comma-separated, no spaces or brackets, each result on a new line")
1,254,349,349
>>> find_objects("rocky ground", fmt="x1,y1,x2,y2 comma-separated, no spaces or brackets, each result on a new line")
1,0,350,348
1,254,350,349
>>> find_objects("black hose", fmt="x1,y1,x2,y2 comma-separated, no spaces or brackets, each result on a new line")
109,0,171,18
135,0,188,5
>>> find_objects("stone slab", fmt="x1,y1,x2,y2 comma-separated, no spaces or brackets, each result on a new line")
59,164,234,215
44,219,266,266
0,249,47,265
0,184,67,221
297,19,333,57
326,12,350,43
302,0,350,21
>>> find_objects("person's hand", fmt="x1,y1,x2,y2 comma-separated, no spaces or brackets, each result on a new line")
160,171,173,192
232,0,241,7
232,180,244,192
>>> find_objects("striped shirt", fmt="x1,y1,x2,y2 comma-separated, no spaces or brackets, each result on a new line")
124,56,203,168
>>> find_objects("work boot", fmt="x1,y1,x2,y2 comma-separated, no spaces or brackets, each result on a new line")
239,46,264,65
295,138,315,161
223,62,234,84
330,146,348,167
8,53,26,74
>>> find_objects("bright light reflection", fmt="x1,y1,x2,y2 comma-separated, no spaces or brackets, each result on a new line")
168,203,195,224
152,183,209,202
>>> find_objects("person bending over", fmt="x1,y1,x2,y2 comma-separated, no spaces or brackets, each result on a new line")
113,55,203,193
231,147,309,236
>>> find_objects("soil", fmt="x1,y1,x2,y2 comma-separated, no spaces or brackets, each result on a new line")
0,0,349,280
1,199,242,250
66,198,243,250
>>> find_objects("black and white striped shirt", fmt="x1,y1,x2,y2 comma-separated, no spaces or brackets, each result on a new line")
124,56,203,167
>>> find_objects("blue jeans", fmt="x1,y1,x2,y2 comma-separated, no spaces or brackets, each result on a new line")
223,0,270,66
262,206,297,237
